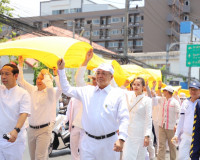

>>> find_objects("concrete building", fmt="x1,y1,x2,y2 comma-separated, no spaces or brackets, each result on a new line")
40,0,117,16
14,0,200,55
129,21,200,86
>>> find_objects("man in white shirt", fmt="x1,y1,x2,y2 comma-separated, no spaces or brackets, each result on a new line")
172,81,200,160
57,57,129,160
0,64,31,160
18,56,62,160
153,85,180,160
63,49,93,160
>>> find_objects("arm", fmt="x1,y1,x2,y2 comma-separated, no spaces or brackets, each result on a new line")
9,91,31,143
17,56,35,93
157,81,162,96
144,97,152,147
57,58,83,101
145,80,152,98
75,49,93,87
8,113,28,143
114,93,129,152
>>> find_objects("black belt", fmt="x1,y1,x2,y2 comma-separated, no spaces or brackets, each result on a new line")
85,131,116,140
29,122,50,129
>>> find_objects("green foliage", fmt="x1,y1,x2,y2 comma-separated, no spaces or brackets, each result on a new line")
0,0,14,41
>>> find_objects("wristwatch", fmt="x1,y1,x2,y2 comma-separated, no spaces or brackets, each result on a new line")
14,127,20,133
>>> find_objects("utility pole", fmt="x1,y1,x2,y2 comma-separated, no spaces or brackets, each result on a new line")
72,20,75,38
89,22,92,45
188,24,194,86
124,0,129,57
165,44,170,84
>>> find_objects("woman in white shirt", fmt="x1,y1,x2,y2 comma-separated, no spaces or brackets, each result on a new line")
123,77,152,160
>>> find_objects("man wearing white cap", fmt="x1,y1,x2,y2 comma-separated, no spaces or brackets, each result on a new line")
171,81,200,160
152,85,180,160
57,58,129,160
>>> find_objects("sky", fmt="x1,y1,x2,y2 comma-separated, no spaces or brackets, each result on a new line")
9,0,144,17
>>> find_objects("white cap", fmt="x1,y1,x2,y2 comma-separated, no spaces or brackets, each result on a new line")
179,93,187,99
93,63,114,75
162,85,174,93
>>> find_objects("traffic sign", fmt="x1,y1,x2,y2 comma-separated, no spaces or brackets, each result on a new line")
186,44,200,67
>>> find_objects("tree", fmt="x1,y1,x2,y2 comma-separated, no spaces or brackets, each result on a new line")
0,0,14,41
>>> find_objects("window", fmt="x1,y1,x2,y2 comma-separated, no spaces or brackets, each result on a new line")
141,15,144,20
128,41,133,47
111,29,120,35
83,31,90,37
64,9,69,14
121,17,125,22
185,0,189,5
97,42,105,47
52,10,60,15
108,42,118,47
135,15,140,22
107,17,111,24
43,23,49,28
92,19,100,25
184,15,189,21
140,27,144,33
135,40,143,46
101,18,106,25
67,21,73,26
111,17,120,23
93,30,100,36
129,16,134,23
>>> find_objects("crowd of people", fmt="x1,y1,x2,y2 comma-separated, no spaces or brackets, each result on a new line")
0,49,200,160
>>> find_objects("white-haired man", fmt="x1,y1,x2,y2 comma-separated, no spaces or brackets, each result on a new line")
57,58,129,160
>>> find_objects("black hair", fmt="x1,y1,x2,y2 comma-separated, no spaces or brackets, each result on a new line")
2,64,19,75
130,77,145,89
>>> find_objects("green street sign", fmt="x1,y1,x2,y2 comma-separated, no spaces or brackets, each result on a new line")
186,44,200,67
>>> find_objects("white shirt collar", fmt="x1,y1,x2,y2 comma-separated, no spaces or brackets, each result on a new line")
95,84,112,94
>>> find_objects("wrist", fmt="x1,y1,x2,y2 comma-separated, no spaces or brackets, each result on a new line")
14,127,20,133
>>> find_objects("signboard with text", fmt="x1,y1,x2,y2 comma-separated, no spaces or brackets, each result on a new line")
186,44,200,67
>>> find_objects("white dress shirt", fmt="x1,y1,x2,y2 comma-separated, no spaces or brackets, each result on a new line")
152,96,180,130
175,98,198,137
59,69,129,140
18,67,62,126
0,85,31,148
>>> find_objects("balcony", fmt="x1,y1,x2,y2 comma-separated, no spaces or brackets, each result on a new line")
166,28,180,39
183,5,190,13
167,14,181,24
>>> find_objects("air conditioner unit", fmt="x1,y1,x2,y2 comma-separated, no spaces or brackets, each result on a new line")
135,35,139,37
64,21,68,24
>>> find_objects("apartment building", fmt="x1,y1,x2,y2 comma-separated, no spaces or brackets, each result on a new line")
15,0,200,54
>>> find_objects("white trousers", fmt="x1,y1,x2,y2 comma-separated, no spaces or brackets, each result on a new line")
147,136,155,160
70,126,84,160
178,133,192,160
80,132,120,160
0,142,25,160
123,137,147,160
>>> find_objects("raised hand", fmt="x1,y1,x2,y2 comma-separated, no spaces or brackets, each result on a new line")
18,56,24,67
82,48,93,66
57,58,65,70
